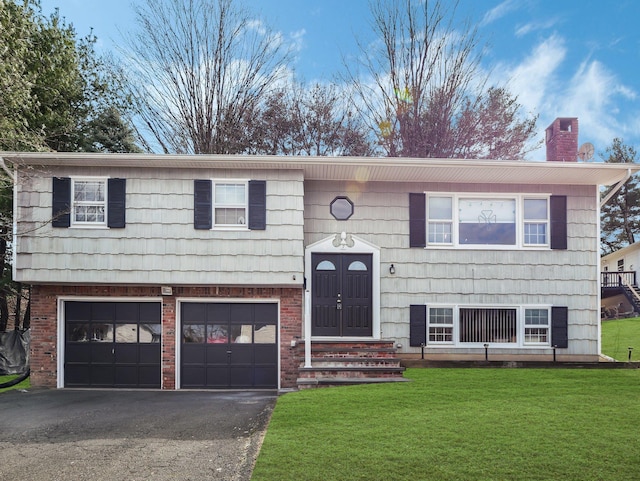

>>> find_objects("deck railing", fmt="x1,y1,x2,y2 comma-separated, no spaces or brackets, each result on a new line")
601,271,637,288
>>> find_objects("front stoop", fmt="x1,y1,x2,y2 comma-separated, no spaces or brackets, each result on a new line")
296,340,408,389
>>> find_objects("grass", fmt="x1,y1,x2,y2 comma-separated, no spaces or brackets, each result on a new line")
252,369,640,481
0,373,30,393
601,317,640,361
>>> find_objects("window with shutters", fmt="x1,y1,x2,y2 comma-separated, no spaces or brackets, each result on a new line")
213,181,248,228
423,305,553,347
423,194,551,248
193,179,266,231
72,178,107,227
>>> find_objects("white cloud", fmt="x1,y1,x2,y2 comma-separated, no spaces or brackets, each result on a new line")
289,29,306,53
480,0,521,27
514,17,560,37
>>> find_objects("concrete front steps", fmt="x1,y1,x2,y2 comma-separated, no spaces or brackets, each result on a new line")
296,339,408,389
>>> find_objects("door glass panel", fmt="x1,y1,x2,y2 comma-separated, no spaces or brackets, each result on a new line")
254,324,276,343
348,261,368,271
317,260,336,270
183,324,205,343
207,324,228,343
140,324,161,343
115,324,138,343
67,323,90,342
91,324,113,342
230,325,252,343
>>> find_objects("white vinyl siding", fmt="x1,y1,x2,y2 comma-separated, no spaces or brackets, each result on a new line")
15,168,304,286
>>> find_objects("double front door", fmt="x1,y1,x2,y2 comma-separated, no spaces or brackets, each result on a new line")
311,253,372,337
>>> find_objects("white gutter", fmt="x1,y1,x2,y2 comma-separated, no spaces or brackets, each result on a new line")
600,168,632,208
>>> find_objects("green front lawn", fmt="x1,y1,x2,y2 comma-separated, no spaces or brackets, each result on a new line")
0,374,30,393
252,369,640,481
601,317,640,361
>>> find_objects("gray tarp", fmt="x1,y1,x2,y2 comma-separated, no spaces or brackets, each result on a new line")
0,329,30,375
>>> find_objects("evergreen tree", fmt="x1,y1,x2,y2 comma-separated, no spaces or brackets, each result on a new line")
601,138,640,254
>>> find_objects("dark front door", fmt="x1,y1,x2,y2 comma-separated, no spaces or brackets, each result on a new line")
180,302,278,389
65,301,162,388
312,253,372,337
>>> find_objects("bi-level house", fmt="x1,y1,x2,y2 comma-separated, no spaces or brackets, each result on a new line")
6,118,637,390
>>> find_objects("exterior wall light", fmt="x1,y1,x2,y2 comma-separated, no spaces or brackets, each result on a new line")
389,264,396,274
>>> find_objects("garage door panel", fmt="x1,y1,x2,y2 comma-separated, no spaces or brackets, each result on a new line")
182,345,206,364
66,343,91,362
229,367,253,387
116,302,138,321
254,344,277,363
66,302,91,321
182,366,206,387
139,345,160,364
92,365,115,386
254,367,277,388
115,344,138,363
138,366,161,387
206,345,229,363
206,367,230,387
65,301,161,389
115,366,138,386
181,302,278,389
65,365,90,385
91,344,114,363
91,303,116,321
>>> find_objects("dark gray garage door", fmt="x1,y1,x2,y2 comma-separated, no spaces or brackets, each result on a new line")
65,301,161,388
181,302,278,389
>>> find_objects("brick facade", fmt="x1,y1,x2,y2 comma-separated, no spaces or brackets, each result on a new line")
30,284,303,389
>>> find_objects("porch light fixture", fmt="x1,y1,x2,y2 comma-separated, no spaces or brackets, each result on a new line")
629,347,634,362
389,264,396,275
483,343,489,361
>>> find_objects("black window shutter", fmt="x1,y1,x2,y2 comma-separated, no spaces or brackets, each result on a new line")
410,304,427,347
551,306,568,348
194,179,212,229
550,195,567,250
52,177,71,228
107,178,126,228
409,193,426,247
248,180,266,230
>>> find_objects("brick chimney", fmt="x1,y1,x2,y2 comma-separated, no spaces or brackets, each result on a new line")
545,117,578,161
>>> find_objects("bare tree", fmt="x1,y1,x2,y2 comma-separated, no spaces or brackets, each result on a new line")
248,82,374,156
346,0,538,159
124,0,291,154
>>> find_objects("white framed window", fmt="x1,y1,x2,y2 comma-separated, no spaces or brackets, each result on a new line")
523,198,549,246
427,196,453,244
523,308,550,345
428,307,454,343
71,178,107,226
426,305,551,347
425,194,550,248
213,181,248,228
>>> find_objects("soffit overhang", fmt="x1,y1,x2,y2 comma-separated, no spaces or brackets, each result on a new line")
3,152,639,186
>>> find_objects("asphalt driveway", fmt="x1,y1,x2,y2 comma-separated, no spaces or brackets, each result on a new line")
0,388,276,481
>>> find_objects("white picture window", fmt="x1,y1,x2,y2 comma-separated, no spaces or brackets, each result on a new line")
213,181,247,227
425,194,550,248
72,179,106,226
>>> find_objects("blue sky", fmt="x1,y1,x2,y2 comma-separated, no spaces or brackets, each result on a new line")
41,0,640,161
